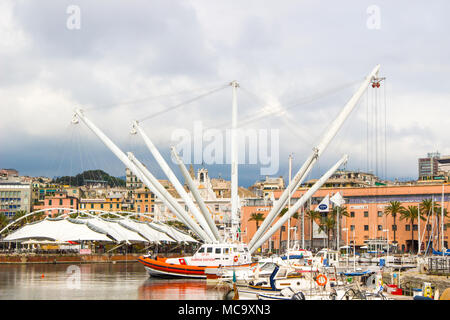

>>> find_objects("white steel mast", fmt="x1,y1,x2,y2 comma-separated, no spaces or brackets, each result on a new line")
249,154,348,254
230,80,240,241
248,65,381,250
171,146,222,242
131,121,220,242
73,108,213,243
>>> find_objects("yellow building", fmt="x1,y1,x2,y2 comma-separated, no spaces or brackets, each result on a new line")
134,187,155,214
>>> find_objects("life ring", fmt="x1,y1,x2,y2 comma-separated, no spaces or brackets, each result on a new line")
316,274,327,286
233,255,238,263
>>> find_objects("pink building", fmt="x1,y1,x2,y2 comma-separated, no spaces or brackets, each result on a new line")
33,191,78,217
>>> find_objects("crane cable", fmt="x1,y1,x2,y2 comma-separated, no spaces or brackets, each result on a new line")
137,83,229,123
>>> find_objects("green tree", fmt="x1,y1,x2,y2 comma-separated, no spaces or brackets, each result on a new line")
330,205,349,249
0,213,10,230
278,208,289,254
248,212,265,231
305,208,322,249
399,205,425,253
420,199,441,246
248,212,265,253
12,210,28,228
318,215,336,249
384,201,405,245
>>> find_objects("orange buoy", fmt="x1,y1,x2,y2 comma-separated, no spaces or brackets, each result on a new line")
316,274,327,286
41,274,45,278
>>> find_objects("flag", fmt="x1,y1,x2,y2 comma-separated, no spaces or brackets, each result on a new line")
330,192,345,207
315,194,330,212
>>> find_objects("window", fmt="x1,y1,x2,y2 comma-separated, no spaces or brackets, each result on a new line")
364,225,369,231
364,211,369,217
350,212,355,218
49,199,52,205
215,248,221,254
116,203,119,209
413,224,418,231
70,199,73,206
405,225,410,231
206,247,213,253
197,247,205,253
427,224,432,231
101,204,104,209
377,211,383,217
224,248,229,254
350,225,355,231
90,204,94,209
392,225,397,231
378,225,383,231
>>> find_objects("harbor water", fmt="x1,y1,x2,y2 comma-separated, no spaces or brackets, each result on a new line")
0,262,227,300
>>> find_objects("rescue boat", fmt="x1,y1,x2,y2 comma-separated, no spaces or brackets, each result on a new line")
138,242,255,278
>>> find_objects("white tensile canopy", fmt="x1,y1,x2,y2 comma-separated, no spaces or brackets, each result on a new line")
3,217,197,244
150,222,198,243
118,219,175,243
3,219,112,242
74,218,149,243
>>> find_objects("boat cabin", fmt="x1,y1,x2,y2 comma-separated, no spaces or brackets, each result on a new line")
312,249,340,267
190,243,252,266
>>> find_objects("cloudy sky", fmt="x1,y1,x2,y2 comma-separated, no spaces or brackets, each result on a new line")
1,0,449,187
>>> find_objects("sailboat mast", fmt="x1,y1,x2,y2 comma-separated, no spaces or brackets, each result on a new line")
442,184,445,255
287,154,292,260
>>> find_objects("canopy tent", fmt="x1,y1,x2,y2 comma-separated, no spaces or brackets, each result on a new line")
118,219,175,243
73,218,148,243
150,222,198,243
21,240,70,245
2,217,197,244
3,219,112,242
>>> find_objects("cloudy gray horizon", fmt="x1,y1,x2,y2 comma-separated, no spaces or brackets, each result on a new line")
1,1,449,187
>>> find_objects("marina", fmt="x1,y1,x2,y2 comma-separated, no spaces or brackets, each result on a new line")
0,2,450,308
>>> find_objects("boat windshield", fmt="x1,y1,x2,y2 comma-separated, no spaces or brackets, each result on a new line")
259,262,277,273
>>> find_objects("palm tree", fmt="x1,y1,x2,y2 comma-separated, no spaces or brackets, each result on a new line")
0,213,10,230
399,205,425,253
11,210,28,228
420,198,441,248
305,208,321,249
330,205,349,249
248,212,266,253
248,212,265,231
289,211,300,247
278,208,289,254
384,201,405,246
318,215,336,249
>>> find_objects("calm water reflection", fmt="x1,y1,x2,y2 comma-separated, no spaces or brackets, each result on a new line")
0,263,227,300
